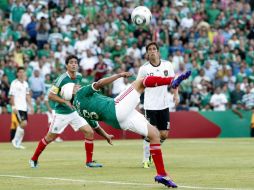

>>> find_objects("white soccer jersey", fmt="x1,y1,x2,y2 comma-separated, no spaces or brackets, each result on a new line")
137,59,175,110
9,79,30,111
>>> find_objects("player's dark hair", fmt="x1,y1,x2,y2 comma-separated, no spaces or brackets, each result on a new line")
146,42,159,51
65,55,79,65
17,66,25,72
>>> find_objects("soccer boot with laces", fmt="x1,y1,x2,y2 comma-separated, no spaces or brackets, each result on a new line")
171,70,191,89
154,175,178,188
29,160,39,168
143,161,150,168
86,161,103,168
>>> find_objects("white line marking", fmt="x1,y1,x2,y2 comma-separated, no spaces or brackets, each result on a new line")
0,174,251,190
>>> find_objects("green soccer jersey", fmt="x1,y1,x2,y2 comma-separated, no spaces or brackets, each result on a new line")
73,84,121,129
51,72,82,114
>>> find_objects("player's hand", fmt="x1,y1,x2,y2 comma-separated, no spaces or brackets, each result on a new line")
106,134,114,145
173,95,180,105
119,72,132,78
29,106,34,114
64,100,74,109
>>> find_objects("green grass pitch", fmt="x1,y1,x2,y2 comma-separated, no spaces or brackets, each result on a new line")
0,138,253,190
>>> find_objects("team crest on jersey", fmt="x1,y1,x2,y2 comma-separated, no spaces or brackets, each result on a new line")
164,70,168,76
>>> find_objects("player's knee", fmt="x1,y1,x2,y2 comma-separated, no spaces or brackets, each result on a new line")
147,125,160,142
82,125,94,138
21,120,27,127
45,133,57,143
160,134,168,141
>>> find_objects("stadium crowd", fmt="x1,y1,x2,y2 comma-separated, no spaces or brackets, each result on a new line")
0,0,254,114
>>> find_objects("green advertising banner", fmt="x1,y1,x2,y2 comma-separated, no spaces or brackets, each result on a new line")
200,111,252,137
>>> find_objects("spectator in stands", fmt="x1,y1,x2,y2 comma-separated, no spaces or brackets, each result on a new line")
210,87,228,111
36,17,50,49
28,69,45,100
230,83,245,108
26,15,37,44
1,0,254,114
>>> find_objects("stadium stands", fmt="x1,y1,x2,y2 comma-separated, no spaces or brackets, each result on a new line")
0,0,254,114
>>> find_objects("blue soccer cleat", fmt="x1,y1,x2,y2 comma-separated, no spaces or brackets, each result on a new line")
86,161,103,168
154,175,178,188
171,70,191,89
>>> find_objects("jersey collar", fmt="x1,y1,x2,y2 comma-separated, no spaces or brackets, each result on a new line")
66,71,76,79
149,60,161,67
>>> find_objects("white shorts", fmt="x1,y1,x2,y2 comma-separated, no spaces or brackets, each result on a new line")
49,111,88,134
46,110,55,124
115,86,149,137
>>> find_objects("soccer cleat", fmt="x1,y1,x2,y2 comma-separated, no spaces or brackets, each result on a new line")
143,161,150,169
12,139,26,149
86,161,103,168
171,70,191,89
18,145,26,149
12,139,19,148
154,175,178,188
29,160,39,168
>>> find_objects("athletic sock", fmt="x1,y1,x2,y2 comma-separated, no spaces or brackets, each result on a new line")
85,138,94,163
31,138,49,161
143,76,174,87
150,144,167,176
143,139,150,162
14,126,24,146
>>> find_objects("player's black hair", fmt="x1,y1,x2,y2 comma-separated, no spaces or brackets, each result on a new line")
17,66,25,72
65,55,79,65
146,41,159,51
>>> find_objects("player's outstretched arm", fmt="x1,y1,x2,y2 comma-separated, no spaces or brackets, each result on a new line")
94,126,114,145
93,72,132,90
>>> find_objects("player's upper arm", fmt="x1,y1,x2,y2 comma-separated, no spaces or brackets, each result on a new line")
8,81,15,96
50,85,59,95
137,66,146,79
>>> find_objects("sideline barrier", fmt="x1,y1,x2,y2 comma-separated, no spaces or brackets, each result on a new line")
0,111,251,142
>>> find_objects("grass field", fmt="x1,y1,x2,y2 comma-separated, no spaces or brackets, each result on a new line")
0,138,254,190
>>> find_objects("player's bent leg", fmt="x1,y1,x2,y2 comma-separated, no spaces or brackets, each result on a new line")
147,124,178,188
30,133,57,168
79,125,103,168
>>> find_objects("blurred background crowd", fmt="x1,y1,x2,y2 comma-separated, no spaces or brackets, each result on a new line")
0,0,254,114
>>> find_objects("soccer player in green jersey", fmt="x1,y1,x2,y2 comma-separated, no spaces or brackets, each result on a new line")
63,69,191,188
29,55,113,168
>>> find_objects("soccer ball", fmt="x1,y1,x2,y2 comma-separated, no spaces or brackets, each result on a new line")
60,83,75,101
131,6,152,26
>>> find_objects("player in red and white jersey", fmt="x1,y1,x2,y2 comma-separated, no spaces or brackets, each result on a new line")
137,42,179,168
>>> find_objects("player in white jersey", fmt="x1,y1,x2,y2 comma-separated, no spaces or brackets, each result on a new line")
9,67,34,149
137,42,179,168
